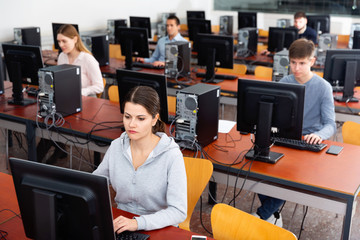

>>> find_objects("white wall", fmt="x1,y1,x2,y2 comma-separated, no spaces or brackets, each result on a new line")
2,0,360,49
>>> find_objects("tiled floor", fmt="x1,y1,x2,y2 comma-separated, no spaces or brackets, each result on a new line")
1,107,360,239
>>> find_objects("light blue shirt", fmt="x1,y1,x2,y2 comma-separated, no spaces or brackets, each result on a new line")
144,33,188,63
280,74,336,139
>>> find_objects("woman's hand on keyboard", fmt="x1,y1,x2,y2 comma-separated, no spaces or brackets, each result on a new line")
304,133,322,145
113,215,138,234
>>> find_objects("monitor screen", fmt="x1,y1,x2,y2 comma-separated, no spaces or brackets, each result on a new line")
197,33,234,82
115,27,150,70
187,19,211,51
268,27,298,52
116,69,170,124
9,157,115,240
238,12,257,29
307,15,330,34
323,49,360,102
2,43,44,106
186,11,205,21
237,79,305,163
52,23,79,50
130,16,152,39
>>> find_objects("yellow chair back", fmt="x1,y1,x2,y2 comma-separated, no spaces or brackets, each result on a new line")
218,64,247,75
108,85,119,103
342,121,360,146
211,203,297,240
179,157,213,231
254,66,273,79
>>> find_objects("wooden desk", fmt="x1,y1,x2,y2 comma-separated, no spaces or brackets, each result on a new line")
0,172,213,240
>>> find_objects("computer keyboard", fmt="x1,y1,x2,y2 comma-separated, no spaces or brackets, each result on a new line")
272,137,327,152
116,231,149,240
132,62,164,69
196,72,238,80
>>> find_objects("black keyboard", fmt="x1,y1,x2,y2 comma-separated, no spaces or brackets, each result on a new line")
196,72,238,80
132,62,164,69
116,231,149,240
272,137,327,152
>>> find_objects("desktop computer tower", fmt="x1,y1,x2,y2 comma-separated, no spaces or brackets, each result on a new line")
161,12,176,24
165,41,191,79
38,64,82,117
276,19,291,28
175,83,220,150
272,49,289,82
349,23,360,49
13,27,41,46
81,33,109,66
219,16,233,35
237,27,258,57
318,33,337,50
107,19,127,44
157,23,167,38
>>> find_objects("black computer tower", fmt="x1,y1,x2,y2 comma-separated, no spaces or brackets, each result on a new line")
38,64,82,117
175,83,220,149
81,33,109,66
219,16,233,35
107,19,127,44
13,27,41,46
165,41,191,79
237,27,258,56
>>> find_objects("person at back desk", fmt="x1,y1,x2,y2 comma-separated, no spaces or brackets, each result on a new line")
136,15,188,67
294,11,318,44
252,38,336,227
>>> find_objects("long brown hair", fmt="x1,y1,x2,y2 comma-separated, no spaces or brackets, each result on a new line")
122,86,165,133
57,24,91,54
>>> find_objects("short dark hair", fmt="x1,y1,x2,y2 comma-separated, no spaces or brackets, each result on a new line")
122,86,165,133
289,38,315,59
294,11,307,19
167,15,180,25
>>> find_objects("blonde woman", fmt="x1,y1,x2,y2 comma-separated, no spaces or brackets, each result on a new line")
57,24,104,96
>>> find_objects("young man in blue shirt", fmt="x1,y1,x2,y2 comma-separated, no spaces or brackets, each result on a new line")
253,38,336,227
136,15,188,67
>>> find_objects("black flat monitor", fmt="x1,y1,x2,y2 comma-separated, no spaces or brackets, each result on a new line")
187,19,211,50
9,157,115,240
186,11,205,21
307,15,330,35
2,43,44,106
352,30,360,49
268,27,298,52
237,79,305,163
238,12,257,29
52,23,79,50
115,27,150,71
197,33,234,83
116,69,170,124
130,16,152,39
323,49,360,102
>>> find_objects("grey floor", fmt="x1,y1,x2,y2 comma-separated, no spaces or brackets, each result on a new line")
1,105,359,239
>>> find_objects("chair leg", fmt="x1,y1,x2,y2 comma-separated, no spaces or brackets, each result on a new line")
288,203,299,230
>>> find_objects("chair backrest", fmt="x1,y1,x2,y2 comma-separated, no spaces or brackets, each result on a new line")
218,64,247,75
211,203,297,240
96,78,106,98
254,65,273,80
108,85,119,103
167,95,176,114
179,157,213,231
342,121,360,146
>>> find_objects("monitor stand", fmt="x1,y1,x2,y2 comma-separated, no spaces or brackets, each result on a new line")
245,101,284,164
334,60,359,103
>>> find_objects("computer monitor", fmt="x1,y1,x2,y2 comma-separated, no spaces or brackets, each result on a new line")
268,27,298,52
115,27,150,70
116,69,170,123
187,19,211,50
186,10,205,21
237,79,305,163
130,16,152,39
352,30,360,49
323,49,360,102
197,33,234,83
238,12,257,29
52,23,79,50
2,43,44,106
9,157,115,240
307,15,330,35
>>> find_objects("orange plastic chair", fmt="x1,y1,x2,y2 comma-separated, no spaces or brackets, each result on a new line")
109,44,125,60
211,203,297,240
218,64,247,75
342,121,360,146
178,157,213,231
254,66,273,79
108,85,119,103
167,96,176,114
